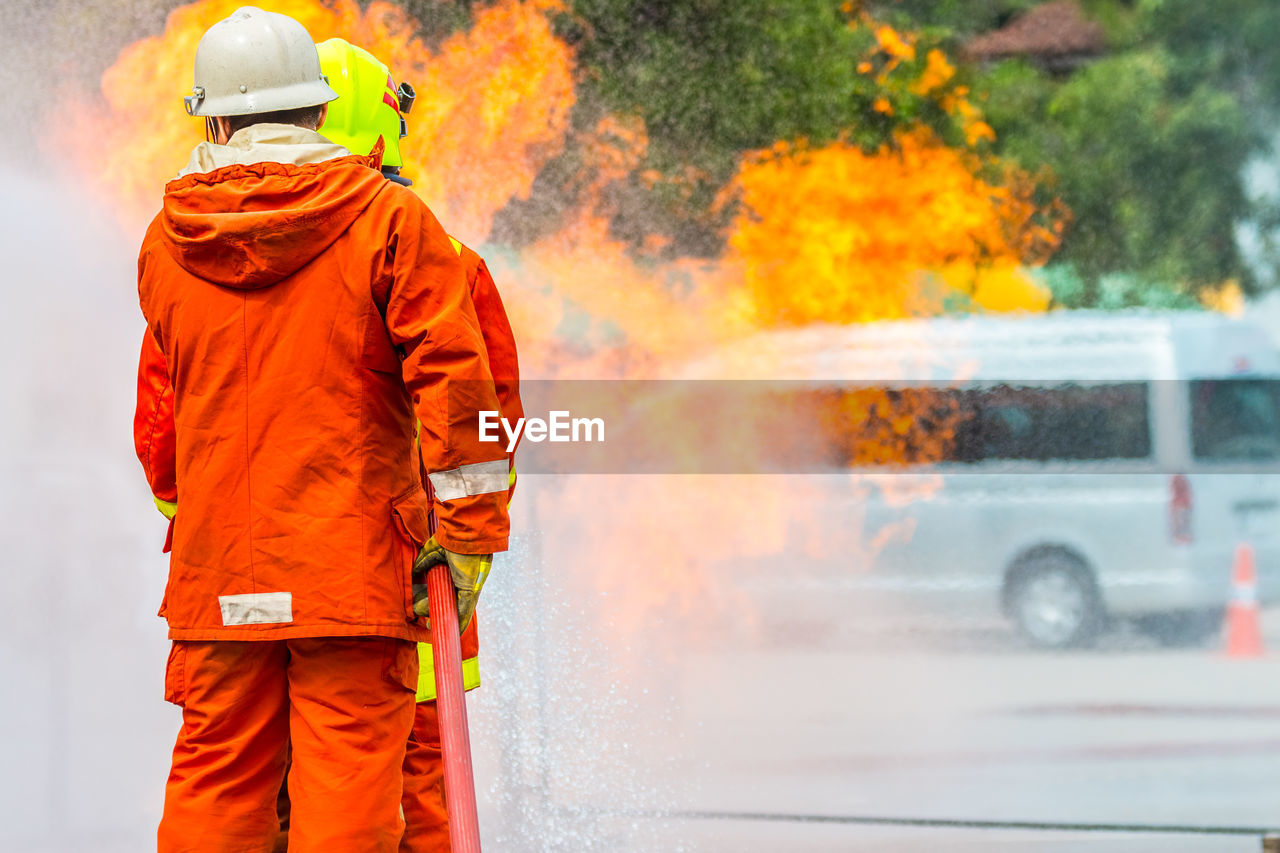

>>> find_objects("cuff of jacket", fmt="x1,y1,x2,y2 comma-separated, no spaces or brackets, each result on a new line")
431,488,509,555
153,496,178,520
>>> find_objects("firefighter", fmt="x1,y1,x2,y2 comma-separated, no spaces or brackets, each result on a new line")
133,9,509,851
268,38,524,853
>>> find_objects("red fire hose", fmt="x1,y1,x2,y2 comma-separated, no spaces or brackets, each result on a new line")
426,562,484,852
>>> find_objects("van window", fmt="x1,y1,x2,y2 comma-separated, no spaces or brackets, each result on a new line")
1190,379,1280,461
827,382,1152,467
952,383,1152,462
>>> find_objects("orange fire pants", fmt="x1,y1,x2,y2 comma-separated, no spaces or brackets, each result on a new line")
400,700,451,852
275,699,452,853
158,637,418,853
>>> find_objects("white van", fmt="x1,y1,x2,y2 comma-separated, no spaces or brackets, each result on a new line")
682,311,1280,648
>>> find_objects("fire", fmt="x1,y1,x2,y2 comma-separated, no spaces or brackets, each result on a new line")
489,113,751,377
394,0,574,241
51,0,573,243
823,386,974,468
723,129,1064,326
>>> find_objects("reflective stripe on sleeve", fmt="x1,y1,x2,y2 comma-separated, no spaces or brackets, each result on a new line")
153,497,178,520
427,459,509,501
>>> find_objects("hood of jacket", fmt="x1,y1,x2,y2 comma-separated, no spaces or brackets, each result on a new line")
160,124,387,289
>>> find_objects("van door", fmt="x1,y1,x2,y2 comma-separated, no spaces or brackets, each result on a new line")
1187,379,1280,603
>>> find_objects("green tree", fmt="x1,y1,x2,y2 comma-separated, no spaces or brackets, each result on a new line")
568,0,869,176
856,1,1280,302
870,0,1036,37
983,50,1253,299
1141,0,1280,116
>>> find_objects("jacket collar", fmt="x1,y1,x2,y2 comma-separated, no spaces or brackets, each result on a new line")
175,123,351,179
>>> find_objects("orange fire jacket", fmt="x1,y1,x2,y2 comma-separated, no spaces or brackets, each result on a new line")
134,148,509,642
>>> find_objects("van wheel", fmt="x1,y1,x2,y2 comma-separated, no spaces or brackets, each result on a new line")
1135,609,1225,648
1006,554,1104,649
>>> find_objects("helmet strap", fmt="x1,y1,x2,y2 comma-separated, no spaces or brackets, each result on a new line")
382,167,413,188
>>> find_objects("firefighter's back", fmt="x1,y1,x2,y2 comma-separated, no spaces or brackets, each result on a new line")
139,140,443,642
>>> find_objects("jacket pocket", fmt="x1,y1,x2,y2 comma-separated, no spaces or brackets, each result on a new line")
391,483,433,620
391,483,433,546
381,638,419,695
163,642,186,707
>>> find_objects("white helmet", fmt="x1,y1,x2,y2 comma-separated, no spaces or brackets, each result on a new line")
184,6,338,117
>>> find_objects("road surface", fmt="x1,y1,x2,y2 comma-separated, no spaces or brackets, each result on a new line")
474,615,1280,852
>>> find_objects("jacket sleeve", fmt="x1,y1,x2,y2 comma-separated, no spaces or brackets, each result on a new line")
134,328,178,544
461,244,523,502
379,195,509,554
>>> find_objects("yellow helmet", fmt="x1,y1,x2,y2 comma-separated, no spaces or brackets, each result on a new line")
315,37,415,169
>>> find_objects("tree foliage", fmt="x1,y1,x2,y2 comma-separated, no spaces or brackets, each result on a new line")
884,0,1277,302
984,51,1252,295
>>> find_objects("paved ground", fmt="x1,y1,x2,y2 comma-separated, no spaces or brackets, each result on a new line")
8,535,1280,852
472,611,1280,851
660,647,1280,851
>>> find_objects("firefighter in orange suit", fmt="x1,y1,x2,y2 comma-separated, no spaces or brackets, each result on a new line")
132,9,509,852
267,37,524,853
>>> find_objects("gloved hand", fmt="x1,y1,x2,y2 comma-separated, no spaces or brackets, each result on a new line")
412,536,492,632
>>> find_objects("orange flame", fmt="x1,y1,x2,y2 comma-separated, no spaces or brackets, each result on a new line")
723,129,1062,326
396,0,574,241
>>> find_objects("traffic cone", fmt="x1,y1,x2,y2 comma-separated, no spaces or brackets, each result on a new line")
1226,542,1264,658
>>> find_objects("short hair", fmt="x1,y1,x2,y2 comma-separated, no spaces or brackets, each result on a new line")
220,104,325,137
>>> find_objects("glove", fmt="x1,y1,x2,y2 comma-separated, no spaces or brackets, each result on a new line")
412,536,493,632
